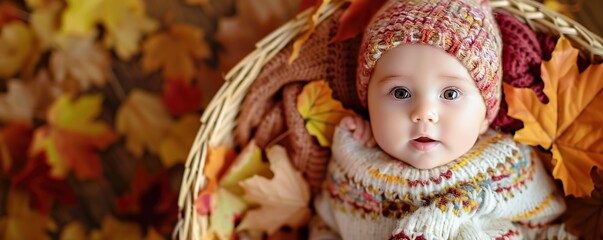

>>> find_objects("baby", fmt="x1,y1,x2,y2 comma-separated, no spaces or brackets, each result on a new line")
312,0,568,239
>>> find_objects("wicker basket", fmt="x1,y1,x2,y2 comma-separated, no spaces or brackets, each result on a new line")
175,0,603,239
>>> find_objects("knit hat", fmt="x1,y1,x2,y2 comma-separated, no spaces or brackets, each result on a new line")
356,0,503,123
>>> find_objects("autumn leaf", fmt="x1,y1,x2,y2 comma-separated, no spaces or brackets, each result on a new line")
89,216,143,240
209,188,248,240
61,0,158,60
195,145,237,216
289,0,331,64
11,152,76,215
142,23,210,82
297,80,353,147
116,90,173,158
0,80,35,123
161,79,202,116
158,114,201,168
237,144,311,234
563,167,603,239
60,222,87,240
29,0,63,50
50,34,112,91
0,22,35,78
116,166,178,236
220,140,270,195
0,123,32,177
30,94,117,180
504,37,603,197
0,190,55,240
215,0,298,71
0,2,25,27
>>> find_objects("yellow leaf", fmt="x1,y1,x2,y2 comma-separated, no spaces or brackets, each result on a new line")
220,140,271,195
92,215,143,240
142,23,211,82
31,94,117,179
504,37,603,197
0,80,35,123
237,144,311,234
210,188,248,240
289,0,330,64
60,222,87,240
116,90,173,158
61,0,157,60
158,114,201,168
29,0,63,50
50,34,111,91
297,80,353,147
0,22,34,78
1,190,54,240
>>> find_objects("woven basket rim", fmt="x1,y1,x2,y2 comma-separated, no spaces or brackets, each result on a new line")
175,0,603,239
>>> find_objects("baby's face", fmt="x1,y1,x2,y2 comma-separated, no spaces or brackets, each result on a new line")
367,45,488,169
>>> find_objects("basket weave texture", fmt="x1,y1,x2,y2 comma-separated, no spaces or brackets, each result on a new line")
175,0,603,239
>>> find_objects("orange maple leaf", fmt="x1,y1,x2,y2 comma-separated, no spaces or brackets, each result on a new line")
141,23,210,83
30,94,117,180
503,37,603,197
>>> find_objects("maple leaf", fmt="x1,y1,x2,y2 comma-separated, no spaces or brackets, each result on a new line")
194,145,237,216
11,152,76,215
289,0,331,63
0,2,25,27
60,0,157,60
30,94,117,180
0,123,33,177
0,190,54,240
563,167,603,239
116,166,178,236
297,80,353,147
237,144,312,234
0,80,35,123
209,188,248,240
220,140,270,195
116,89,173,158
89,216,143,240
142,23,210,82
503,37,603,197
0,22,35,78
161,79,202,116
29,0,63,50
50,34,112,91
158,114,201,168
215,0,298,71
60,221,87,240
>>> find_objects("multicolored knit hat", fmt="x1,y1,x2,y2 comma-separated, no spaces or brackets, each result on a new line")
356,0,503,123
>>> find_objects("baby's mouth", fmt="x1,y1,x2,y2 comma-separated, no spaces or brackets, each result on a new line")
410,137,439,151
414,137,435,143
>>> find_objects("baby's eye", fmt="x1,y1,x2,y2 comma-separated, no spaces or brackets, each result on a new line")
441,88,461,100
391,87,411,99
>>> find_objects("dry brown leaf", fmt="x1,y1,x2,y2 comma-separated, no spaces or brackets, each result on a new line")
0,190,54,240
29,0,63,50
215,0,298,71
116,89,174,158
142,23,210,82
89,215,143,240
0,80,35,123
0,22,35,78
504,37,603,197
50,34,111,92
158,113,201,168
237,144,311,234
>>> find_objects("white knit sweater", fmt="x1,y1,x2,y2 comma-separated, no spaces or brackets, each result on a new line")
312,127,571,240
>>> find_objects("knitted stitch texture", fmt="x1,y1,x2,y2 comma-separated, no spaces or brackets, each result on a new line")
313,128,568,240
356,0,503,123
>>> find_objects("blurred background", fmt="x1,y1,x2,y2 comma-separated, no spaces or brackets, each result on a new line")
0,0,600,239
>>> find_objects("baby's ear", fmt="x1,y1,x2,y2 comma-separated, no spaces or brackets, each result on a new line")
479,118,489,134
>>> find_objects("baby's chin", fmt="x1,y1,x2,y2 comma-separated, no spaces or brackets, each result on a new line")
393,154,457,169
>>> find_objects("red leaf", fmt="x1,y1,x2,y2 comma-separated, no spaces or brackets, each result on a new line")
0,2,25,28
332,0,388,42
116,166,178,236
297,0,320,13
11,152,76,215
0,122,33,177
161,78,201,116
